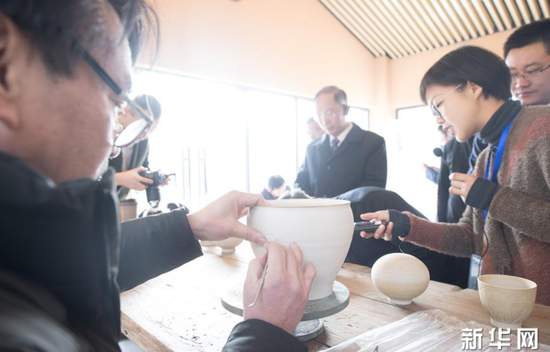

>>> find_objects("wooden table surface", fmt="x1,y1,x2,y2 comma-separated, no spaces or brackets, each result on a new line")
120,244,550,351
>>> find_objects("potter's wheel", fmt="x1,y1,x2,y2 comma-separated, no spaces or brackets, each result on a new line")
221,281,350,341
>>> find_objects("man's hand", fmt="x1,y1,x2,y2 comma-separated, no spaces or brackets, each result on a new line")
449,172,478,202
187,191,268,246
114,166,153,190
243,242,316,334
358,211,395,242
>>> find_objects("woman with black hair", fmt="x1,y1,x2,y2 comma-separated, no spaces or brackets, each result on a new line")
361,46,550,305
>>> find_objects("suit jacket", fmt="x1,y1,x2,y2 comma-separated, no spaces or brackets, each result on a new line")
108,139,150,200
294,123,387,197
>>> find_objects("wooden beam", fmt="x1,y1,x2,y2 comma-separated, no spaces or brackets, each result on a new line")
516,0,532,24
430,0,463,42
527,0,542,20
390,0,434,50
411,0,448,46
493,0,514,29
440,0,471,40
370,0,420,55
344,0,402,58
505,0,523,26
461,0,487,35
321,0,384,57
539,0,550,18
451,0,479,38
483,0,505,31
353,0,408,57
399,0,442,48
472,0,495,34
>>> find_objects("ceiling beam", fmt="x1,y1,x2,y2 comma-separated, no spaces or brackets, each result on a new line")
472,0,496,34
390,0,433,50
370,0,420,54
345,0,403,58
461,0,487,35
540,0,550,17
483,0,505,31
440,0,471,40
399,0,442,48
431,0,463,42
493,0,513,29
527,0,542,20
411,0,448,46
505,0,523,26
320,0,384,57
354,0,409,57
451,0,479,38
516,0,533,24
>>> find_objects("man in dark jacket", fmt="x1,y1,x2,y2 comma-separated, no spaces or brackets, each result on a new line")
294,86,387,197
0,1,314,351
109,94,162,200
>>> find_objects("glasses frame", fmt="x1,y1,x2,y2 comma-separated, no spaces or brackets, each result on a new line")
80,48,154,147
430,84,463,119
510,62,550,83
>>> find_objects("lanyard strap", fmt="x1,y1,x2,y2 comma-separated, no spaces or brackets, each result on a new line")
484,116,516,217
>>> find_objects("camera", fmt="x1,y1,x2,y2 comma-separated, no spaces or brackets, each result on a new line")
139,170,171,208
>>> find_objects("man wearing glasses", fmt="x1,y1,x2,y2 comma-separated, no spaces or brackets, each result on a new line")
110,94,163,199
294,86,387,198
465,19,550,187
0,1,314,351
505,19,550,107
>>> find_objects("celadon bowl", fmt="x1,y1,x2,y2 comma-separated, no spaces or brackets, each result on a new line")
478,274,537,330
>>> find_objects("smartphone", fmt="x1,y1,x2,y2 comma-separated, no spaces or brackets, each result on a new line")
354,220,387,232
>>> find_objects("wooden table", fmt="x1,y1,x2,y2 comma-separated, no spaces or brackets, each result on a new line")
120,244,550,351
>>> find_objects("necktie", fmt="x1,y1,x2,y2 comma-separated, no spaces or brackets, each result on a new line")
331,138,340,150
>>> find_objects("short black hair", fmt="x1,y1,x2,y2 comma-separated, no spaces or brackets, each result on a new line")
504,19,550,58
134,94,162,120
0,0,158,77
314,86,348,107
420,46,511,104
267,175,285,190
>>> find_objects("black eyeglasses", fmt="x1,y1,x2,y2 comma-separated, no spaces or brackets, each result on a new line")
80,48,154,147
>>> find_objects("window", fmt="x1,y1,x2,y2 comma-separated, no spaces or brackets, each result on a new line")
391,106,441,220
130,69,369,210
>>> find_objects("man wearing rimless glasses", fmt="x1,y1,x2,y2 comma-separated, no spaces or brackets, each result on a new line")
505,19,550,107
0,1,315,351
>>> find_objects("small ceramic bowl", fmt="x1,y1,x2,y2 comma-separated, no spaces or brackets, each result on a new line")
478,274,537,329
199,238,243,253
371,253,430,305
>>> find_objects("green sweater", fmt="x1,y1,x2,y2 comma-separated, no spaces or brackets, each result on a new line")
403,105,550,306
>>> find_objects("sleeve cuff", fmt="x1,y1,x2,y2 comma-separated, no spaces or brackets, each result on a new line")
223,319,307,352
388,209,411,242
465,178,500,211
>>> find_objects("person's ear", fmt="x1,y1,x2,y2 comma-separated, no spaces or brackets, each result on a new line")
468,81,484,100
0,15,21,130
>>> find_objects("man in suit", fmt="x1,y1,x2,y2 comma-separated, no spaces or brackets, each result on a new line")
294,86,387,197
109,94,162,200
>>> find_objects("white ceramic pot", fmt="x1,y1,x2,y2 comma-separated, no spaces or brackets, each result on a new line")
247,199,354,300
478,274,537,330
371,253,430,305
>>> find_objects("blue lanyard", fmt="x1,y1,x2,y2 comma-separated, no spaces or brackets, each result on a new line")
483,116,516,217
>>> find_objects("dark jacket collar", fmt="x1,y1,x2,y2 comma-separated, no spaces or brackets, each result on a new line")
480,100,522,146
0,151,121,348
